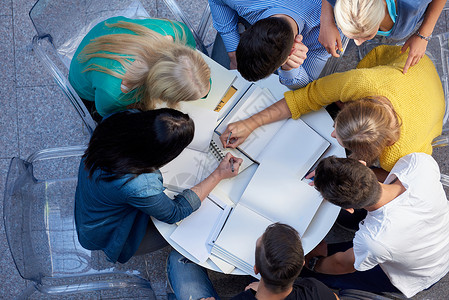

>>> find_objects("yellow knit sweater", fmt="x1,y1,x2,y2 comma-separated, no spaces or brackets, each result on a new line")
285,45,444,171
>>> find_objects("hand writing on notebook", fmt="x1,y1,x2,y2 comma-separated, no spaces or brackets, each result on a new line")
191,153,242,200
220,119,257,149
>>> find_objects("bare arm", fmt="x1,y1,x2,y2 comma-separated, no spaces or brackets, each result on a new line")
319,0,342,58
228,51,237,70
220,98,292,148
401,0,446,73
190,153,242,200
314,248,356,275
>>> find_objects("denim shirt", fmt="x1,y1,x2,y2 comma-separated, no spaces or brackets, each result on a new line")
75,159,201,263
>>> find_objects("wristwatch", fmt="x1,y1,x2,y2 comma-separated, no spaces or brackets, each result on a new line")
416,31,432,42
307,256,324,272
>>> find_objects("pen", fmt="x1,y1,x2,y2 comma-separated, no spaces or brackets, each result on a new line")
230,157,235,173
226,131,232,147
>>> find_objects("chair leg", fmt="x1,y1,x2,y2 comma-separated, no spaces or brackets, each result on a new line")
15,283,37,300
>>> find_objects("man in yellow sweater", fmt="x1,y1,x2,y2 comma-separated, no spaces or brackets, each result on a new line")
220,45,444,171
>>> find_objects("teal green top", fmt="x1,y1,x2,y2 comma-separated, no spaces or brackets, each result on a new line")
68,17,196,117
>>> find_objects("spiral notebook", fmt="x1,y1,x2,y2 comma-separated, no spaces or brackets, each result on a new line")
161,132,256,192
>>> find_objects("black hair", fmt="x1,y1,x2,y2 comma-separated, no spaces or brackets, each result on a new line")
83,108,194,181
236,17,294,81
314,156,381,209
255,223,304,293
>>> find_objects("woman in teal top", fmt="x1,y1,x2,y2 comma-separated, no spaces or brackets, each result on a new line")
69,16,211,117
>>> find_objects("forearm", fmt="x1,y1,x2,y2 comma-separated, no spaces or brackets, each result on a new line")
279,66,314,90
418,0,446,37
247,98,292,129
321,0,335,27
190,170,222,201
315,249,356,275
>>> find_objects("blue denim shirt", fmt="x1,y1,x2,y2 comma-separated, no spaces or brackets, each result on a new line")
327,0,431,40
75,159,201,263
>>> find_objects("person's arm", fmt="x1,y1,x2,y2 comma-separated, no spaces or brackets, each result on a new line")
130,154,242,224
191,153,242,200
401,0,446,74
219,98,292,148
209,0,241,57
314,248,356,275
318,0,342,57
278,35,313,89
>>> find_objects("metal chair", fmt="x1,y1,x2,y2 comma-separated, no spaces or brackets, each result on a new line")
3,146,157,299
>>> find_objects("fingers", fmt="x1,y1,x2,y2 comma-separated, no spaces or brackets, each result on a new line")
403,56,412,74
336,36,343,53
295,34,303,43
305,170,316,179
400,40,409,54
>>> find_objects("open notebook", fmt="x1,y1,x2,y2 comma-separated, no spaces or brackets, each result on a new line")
170,118,330,276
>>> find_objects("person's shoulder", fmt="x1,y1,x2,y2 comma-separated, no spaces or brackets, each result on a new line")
392,153,439,180
121,171,164,197
231,288,256,300
290,277,336,300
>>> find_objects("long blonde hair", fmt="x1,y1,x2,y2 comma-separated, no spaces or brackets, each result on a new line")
334,0,385,37
79,20,210,110
335,96,401,165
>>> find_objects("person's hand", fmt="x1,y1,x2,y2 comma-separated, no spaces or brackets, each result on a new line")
245,281,260,291
305,170,316,186
319,22,342,57
281,35,308,71
401,34,428,74
228,51,237,70
214,153,242,179
220,119,256,149
304,240,328,266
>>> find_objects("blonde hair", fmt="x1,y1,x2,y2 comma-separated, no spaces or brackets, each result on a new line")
79,20,210,110
335,96,401,165
334,0,385,37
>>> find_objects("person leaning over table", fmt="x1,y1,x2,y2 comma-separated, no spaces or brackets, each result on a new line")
220,45,444,173
68,16,211,119
302,154,449,298
166,223,339,300
319,0,446,74
75,109,242,263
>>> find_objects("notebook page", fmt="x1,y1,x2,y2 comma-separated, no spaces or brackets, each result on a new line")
215,85,286,160
212,204,272,275
238,118,329,235
160,148,208,192
179,102,218,152
170,197,225,263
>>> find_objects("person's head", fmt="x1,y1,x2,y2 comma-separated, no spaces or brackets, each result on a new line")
83,108,194,181
332,96,401,166
80,20,211,110
236,17,294,81
254,223,304,294
334,0,385,45
314,156,382,209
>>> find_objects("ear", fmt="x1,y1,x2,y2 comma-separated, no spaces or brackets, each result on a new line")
254,265,259,275
345,208,355,214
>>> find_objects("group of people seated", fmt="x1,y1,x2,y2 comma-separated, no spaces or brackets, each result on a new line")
69,0,449,299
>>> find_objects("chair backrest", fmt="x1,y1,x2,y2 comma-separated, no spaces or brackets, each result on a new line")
3,146,156,298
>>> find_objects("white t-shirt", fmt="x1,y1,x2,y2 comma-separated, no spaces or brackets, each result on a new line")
353,153,449,298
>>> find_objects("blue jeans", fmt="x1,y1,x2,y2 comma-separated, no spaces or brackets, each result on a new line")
301,242,400,293
167,250,220,300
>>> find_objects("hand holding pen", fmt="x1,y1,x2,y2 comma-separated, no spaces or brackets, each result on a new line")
216,153,242,178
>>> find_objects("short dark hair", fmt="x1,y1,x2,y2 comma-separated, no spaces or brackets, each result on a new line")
255,223,304,293
83,108,194,181
314,156,381,209
236,17,294,81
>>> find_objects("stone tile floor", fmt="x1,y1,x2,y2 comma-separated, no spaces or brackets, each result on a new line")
0,0,449,299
